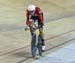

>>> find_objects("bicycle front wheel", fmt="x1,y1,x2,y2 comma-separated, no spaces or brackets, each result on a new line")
31,35,37,58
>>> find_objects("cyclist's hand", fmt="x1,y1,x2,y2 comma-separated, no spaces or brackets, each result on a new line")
28,19,34,26
25,25,29,31
25,27,28,31
39,23,43,28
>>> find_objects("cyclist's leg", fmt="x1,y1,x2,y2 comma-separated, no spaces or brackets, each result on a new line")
39,26,46,51
39,26,45,46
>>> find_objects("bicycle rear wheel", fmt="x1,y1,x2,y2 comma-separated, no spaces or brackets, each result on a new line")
38,36,42,56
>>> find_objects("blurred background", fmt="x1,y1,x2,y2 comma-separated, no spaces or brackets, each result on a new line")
0,0,75,32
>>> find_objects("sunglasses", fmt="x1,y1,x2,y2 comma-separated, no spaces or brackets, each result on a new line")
30,11,34,13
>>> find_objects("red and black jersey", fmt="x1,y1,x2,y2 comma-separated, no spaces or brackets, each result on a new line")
26,7,44,25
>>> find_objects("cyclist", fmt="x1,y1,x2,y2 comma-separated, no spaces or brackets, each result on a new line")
25,4,45,51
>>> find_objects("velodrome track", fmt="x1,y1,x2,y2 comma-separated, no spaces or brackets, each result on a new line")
0,0,75,63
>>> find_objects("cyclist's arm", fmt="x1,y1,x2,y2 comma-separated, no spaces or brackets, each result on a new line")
26,10,30,26
37,8,44,25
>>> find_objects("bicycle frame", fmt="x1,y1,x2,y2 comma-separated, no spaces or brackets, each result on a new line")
31,21,42,57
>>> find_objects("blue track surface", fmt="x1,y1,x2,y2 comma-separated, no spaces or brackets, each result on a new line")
32,43,75,63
